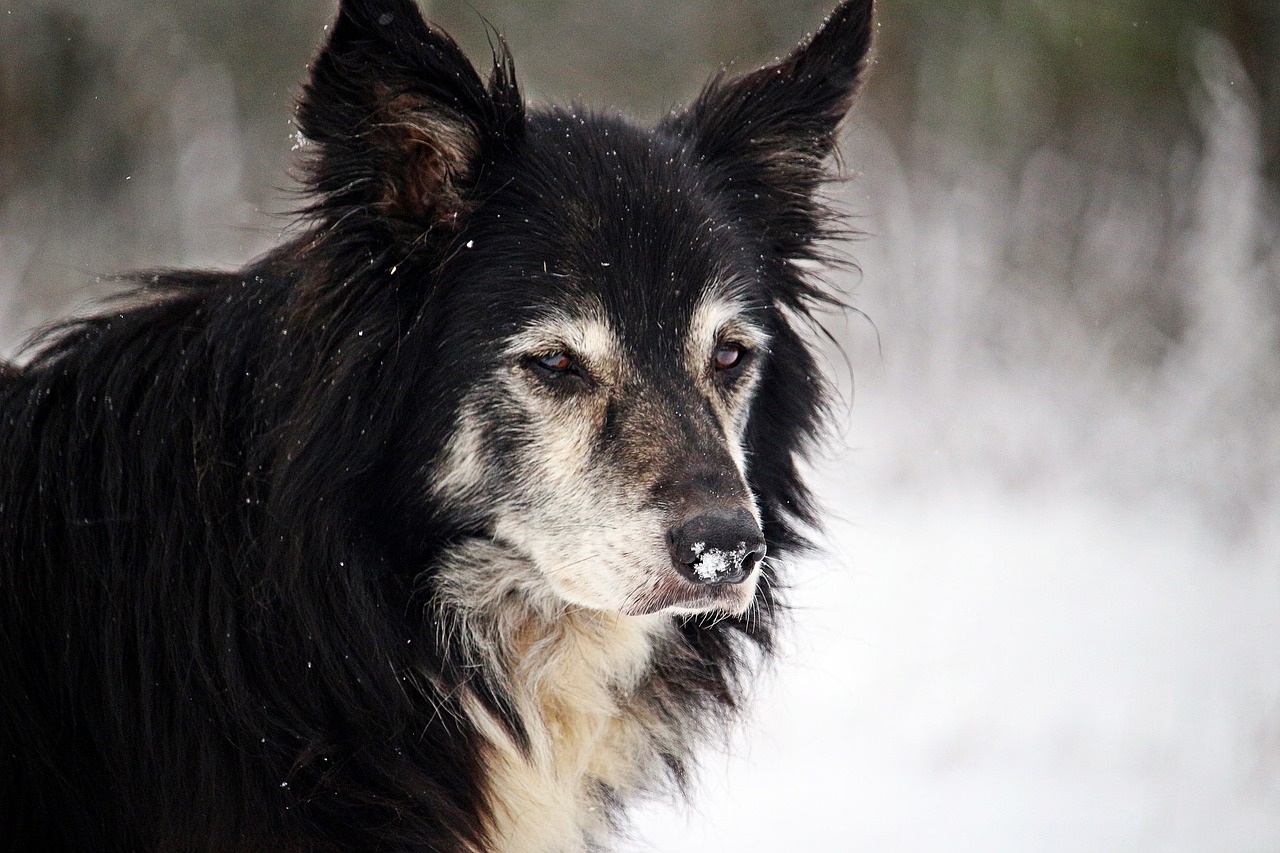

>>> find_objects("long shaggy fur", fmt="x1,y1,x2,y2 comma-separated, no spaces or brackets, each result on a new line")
0,1,874,850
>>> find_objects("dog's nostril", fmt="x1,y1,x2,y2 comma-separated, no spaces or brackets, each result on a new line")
668,507,766,586
739,547,763,577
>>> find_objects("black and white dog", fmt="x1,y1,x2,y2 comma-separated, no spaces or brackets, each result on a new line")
0,0,873,849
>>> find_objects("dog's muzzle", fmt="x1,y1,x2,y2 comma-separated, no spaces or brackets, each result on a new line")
667,506,765,586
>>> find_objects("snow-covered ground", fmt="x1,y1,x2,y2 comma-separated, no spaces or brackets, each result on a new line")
632,37,1280,853
632,448,1280,852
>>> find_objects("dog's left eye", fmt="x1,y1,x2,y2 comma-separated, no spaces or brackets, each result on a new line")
712,343,746,371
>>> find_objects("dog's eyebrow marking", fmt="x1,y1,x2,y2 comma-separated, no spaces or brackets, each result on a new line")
685,283,772,486
686,285,771,368
505,309,621,370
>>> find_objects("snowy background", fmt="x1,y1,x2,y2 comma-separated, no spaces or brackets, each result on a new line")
3,1,1279,850
633,29,1280,853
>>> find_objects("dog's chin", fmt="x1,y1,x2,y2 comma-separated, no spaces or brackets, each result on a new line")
621,569,760,617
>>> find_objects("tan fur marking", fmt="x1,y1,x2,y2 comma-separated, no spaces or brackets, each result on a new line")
435,543,682,852
686,289,771,478
504,308,621,384
430,397,488,503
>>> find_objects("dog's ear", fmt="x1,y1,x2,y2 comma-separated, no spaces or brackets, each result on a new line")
664,0,874,256
296,0,523,227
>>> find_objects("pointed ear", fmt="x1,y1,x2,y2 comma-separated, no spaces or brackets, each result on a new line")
664,0,874,257
296,0,523,228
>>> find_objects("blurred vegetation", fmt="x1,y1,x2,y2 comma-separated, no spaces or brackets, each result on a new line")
2,0,1276,204
0,0,1276,308
873,0,1279,169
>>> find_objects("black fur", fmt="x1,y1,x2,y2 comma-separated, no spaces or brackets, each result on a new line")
0,1,873,849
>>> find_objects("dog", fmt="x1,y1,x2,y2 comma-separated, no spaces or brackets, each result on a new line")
0,0,873,849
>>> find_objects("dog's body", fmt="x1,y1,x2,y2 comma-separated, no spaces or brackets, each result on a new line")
0,1,872,849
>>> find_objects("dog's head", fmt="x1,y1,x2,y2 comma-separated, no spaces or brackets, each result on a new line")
293,0,873,617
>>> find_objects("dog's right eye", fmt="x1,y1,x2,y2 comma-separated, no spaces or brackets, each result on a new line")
525,351,593,388
535,352,573,372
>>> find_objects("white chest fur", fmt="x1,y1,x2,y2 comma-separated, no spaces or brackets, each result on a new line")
436,544,687,853
476,611,675,852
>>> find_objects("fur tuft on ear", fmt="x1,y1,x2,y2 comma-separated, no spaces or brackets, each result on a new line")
296,0,524,228
663,0,874,259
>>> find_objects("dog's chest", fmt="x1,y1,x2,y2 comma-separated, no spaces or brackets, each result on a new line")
475,613,676,852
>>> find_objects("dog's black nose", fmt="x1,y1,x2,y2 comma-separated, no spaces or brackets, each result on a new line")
667,507,766,586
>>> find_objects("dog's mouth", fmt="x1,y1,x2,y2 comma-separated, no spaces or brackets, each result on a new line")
624,563,761,617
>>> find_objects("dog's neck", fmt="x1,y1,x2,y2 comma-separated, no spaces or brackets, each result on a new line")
434,541,685,852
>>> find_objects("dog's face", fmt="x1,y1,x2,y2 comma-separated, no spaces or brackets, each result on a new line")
430,119,780,615
442,297,768,616
295,0,874,617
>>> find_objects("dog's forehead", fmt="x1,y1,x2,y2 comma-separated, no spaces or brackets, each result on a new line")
468,110,770,347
